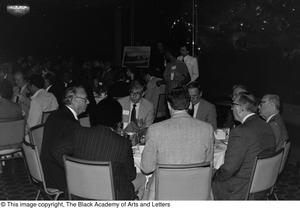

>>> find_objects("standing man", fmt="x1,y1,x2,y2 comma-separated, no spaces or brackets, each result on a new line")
141,87,214,200
159,49,191,93
41,86,89,192
27,74,58,128
177,45,199,82
118,80,154,130
212,93,276,200
187,81,217,129
259,94,288,150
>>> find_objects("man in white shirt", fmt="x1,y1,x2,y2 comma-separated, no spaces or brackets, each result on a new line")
187,81,217,129
27,74,58,128
13,71,31,116
177,45,199,82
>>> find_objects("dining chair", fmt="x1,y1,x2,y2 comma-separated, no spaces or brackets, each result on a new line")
155,162,212,200
154,93,169,122
29,124,44,155
22,142,63,200
41,110,55,124
245,149,284,200
63,156,115,200
0,118,25,161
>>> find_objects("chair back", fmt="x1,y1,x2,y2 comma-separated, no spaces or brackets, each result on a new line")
279,140,291,174
0,118,24,149
29,124,44,155
155,162,212,200
22,142,45,185
41,110,55,124
64,156,115,200
246,149,284,199
79,116,91,127
155,93,168,119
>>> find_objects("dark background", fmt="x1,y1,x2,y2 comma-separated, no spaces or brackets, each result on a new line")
0,0,300,104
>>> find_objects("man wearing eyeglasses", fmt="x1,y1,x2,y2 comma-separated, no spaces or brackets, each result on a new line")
41,86,89,193
259,94,288,150
118,80,154,131
212,93,275,200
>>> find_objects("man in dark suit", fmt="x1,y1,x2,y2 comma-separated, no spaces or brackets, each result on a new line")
259,94,289,150
212,93,276,200
40,86,89,192
187,81,217,129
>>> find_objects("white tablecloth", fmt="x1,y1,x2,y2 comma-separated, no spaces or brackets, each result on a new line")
133,142,227,172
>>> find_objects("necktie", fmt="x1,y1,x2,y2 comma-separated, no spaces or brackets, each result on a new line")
130,104,137,124
189,104,194,117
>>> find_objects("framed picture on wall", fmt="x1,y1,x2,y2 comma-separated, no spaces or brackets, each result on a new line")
122,46,151,68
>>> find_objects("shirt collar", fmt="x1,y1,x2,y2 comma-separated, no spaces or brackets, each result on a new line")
266,113,278,123
31,89,44,99
66,105,78,120
46,85,52,92
242,113,255,124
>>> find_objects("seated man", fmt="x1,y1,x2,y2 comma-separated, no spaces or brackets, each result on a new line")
118,80,154,130
41,86,89,192
259,94,288,150
141,87,214,200
212,93,276,200
27,74,58,128
0,80,22,119
187,81,217,129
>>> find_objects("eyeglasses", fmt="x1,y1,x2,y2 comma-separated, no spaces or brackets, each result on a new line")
75,96,89,103
130,91,143,96
259,100,267,106
231,102,240,107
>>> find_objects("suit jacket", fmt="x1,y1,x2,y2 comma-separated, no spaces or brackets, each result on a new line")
0,98,22,120
268,113,289,150
40,106,81,192
141,111,214,199
193,99,217,129
212,114,276,200
177,55,199,82
144,76,165,114
118,96,154,128
72,126,137,200
163,60,191,93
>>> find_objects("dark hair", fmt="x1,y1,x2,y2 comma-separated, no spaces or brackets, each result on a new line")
29,74,45,89
167,87,190,110
232,84,248,92
129,80,145,92
94,97,122,129
44,73,56,85
187,81,202,92
180,45,191,52
0,80,13,99
236,93,258,113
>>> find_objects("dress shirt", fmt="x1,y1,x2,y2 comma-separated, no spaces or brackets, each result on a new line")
242,113,255,124
193,102,200,118
66,105,78,120
27,89,59,128
266,113,278,123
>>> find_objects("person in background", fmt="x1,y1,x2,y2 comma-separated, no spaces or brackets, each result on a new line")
44,73,64,107
41,86,89,192
0,79,22,120
212,93,276,200
259,94,288,150
27,74,58,129
141,87,214,200
158,49,191,93
13,70,31,117
118,80,154,131
141,69,165,115
187,81,217,129
232,84,248,101
177,45,199,82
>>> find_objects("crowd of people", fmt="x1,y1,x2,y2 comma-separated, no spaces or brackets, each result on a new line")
0,43,289,200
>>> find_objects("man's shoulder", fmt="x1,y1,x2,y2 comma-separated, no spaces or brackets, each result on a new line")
199,99,215,108
141,98,154,109
118,96,130,104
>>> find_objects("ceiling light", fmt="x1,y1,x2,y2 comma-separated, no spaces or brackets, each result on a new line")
7,5,30,17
